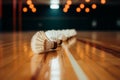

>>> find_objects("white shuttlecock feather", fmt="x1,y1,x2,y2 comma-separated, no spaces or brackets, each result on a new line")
56,30,67,41
45,30,63,45
69,29,77,37
61,29,77,39
61,29,70,39
31,31,57,54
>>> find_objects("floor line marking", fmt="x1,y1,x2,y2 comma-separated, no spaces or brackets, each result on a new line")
63,44,88,80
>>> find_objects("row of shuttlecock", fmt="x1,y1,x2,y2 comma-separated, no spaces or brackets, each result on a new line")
31,29,77,54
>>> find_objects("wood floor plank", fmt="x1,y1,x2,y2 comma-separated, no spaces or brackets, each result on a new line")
69,41,120,80
0,31,120,80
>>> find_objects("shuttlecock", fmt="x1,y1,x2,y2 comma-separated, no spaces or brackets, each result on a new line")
69,29,77,37
31,31,57,54
45,30,62,45
61,29,70,40
56,30,67,41
45,29,68,45
63,29,77,38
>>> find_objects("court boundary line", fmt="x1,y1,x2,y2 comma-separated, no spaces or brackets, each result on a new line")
63,44,88,80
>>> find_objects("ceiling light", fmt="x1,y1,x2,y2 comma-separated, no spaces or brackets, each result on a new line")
50,4,59,9
50,0,59,9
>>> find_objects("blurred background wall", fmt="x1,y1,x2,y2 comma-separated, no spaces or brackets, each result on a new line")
0,0,120,32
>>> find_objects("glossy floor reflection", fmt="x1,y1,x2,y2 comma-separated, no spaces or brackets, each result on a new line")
0,31,120,80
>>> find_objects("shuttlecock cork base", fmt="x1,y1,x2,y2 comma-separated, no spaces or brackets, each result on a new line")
44,40,57,50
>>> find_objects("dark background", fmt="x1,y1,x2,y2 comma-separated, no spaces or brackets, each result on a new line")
0,0,120,31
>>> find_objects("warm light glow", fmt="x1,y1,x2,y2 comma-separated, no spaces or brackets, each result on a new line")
76,7,81,13
63,8,68,13
50,57,60,80
80,4,85,9
100,51,106,62
85,8,90,13
85,44,90,55
23,43,28,52
92,4,97,9
26,0,32,5
85,0,90,3
76,43,84,59
32,8,36,13
29,4,34,9
91,47,96,56
101,0,106,4
65,4,70,9
66,0,72,5
50,4,59,9
23,7,28,13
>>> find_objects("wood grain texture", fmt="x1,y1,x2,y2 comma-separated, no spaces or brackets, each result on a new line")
0,31,120,80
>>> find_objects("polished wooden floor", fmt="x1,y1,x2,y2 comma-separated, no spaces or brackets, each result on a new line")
0,31,120,80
